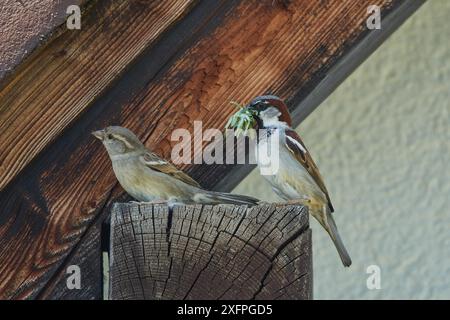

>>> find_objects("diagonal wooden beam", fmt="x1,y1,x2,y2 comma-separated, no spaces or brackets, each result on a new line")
0,0,199,191
215,0,426,191
0,0,425,299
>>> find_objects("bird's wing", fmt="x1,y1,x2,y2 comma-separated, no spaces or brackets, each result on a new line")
284,129,334,212
140,152,201,188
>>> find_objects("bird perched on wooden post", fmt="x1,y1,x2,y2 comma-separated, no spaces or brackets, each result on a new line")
227,95,352,266
93,126,260,207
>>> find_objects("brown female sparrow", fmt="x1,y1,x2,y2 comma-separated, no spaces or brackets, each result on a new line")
242,95,352,267
93,126,260,207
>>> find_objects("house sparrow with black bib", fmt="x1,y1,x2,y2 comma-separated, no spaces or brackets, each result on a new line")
229,95,352,266
93,126,260,207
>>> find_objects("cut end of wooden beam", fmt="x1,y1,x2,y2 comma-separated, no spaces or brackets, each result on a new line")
108,203,311,300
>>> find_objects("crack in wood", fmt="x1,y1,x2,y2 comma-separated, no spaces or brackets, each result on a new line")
109,203,311,300
251,208,309,300
1,0,424,300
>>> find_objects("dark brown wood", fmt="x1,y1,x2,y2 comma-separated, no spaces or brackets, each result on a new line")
214,0,427,192
0,0,225,300
34,209,104,300
0,0,424,299
109,203,311,300
0,0,198,190
0,0,84,81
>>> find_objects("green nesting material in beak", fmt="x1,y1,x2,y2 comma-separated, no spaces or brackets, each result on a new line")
225,101,258,138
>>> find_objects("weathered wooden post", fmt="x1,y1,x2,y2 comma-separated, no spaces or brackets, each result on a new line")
108,203,312,300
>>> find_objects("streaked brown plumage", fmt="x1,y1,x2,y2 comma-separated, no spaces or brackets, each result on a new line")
93,126,260,207
243,95,352,267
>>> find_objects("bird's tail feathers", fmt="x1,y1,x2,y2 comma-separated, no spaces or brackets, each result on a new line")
325,210,352,267
196,191,260,206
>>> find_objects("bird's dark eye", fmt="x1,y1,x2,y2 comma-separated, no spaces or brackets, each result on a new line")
255,102,268,111
107,134,113,140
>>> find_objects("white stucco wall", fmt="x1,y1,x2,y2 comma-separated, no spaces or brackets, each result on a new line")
233,0,450,299
0,0,81,80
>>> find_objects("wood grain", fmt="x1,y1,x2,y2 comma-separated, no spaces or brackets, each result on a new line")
0,0,197,190
112,0,399,186
0,0,83,81
0,0,424,299
109,203,311,300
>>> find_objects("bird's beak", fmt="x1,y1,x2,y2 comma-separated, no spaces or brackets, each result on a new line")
245,104,261,118
92,129,105,141
244,103,262,130
243,105,255,116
